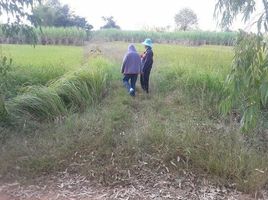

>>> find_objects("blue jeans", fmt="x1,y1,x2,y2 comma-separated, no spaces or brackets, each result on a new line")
123,74,138,95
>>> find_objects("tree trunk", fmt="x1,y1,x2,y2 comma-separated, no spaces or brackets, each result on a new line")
0,96,8,121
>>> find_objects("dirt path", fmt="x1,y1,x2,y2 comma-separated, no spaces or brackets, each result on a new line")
1,169,264,200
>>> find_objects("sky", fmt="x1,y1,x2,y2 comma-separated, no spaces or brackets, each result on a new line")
59,0,253,31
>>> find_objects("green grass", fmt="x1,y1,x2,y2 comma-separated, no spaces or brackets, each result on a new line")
1,44,83,69
153,44,233,109
8,86,67,121
0,44,84,96
6,57,113,121
96,42,233,108
0,42,267,194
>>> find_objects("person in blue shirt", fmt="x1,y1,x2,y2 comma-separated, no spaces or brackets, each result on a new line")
140,38,154,93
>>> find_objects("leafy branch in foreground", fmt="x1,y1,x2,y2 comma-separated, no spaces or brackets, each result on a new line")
0,0,40,122
0,0,41,44
215,0,268,130
220,31,268,130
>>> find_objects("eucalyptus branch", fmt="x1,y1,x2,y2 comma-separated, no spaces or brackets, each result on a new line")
262,0,268,31
0,0,41,44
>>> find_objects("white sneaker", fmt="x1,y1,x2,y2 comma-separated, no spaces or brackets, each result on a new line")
129,88,135,96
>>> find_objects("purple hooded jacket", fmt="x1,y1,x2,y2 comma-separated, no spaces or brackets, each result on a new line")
121,45,142,74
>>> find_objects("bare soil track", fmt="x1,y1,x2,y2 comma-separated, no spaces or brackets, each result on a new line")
0,166,267,200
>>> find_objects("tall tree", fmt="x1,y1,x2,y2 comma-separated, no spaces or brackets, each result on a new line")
101,16,120,29
174,8,198,31
33,1,93,30
215,0,268,130
32,4,56,26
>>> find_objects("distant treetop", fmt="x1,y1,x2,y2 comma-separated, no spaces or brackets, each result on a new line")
33,0,93,30
101,16,120,29
174,8,198,31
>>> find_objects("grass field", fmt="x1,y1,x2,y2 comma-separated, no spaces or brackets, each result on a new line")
1,45,84,68
0,42,267,193
0,45,84,97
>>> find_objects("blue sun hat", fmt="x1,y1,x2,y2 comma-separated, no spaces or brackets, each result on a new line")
142,38,153,47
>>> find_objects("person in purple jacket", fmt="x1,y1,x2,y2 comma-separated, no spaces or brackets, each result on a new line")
121,44,142,96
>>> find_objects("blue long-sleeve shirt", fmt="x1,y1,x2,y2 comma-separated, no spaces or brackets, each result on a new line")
142,47,153,71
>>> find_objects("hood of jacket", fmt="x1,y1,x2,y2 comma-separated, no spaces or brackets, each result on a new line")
128,44,137,52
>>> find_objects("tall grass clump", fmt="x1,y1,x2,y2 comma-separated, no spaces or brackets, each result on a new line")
6,57,113,121
50,68,108,112
7,86,67,121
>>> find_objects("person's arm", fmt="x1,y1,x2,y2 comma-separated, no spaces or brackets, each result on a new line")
143,51,153,71
121,55,127,73
139,58,142,74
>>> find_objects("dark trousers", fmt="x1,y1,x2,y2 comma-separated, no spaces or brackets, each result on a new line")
123,74,138,94
140,67,151,93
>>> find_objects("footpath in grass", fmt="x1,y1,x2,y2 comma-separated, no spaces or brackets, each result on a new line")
1,83,266,199
0,42,267,199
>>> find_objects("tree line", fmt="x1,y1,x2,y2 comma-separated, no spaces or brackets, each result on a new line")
0,0,199,32
33,0,93,30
